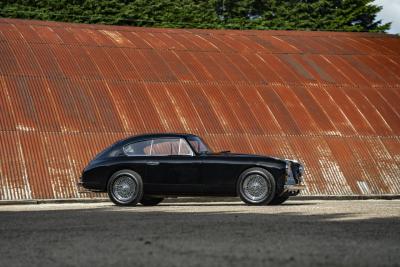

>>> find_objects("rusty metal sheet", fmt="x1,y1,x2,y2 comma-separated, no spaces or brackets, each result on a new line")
174,51,214,81
200,84,245,134
257,54,302,83
257,34,301,53
118,31,149,48
0,76,15,130
164,83,206,135
135,32,169,50
170,33,201,50
273,85,320,134
344,87,393,135
306,54,351,84
376,37,400,54
345,137,390,194
323,137,363,194
0,132,32,200
85,46,122,80
122,48,160,81
68,45,101,78
375,87,400,118
256,86,301,135
105,81,145,133
291,85,337,134
241,53,283,83
145,82,186,132
0,22,24,41
278,54,316,82
183,83,225,135
207,52,247,81
13,22,42,42
323,55,370,86
139,49,178,81
100,29,136,48
0,41,21,75
19,131,54,199
32,25,63,44
361,87,400,135
82,79,125,132
291,54,333,83
190,52,229,81
156,50,195,81
155,33,187,51
362,55,400,84
324,85,376,135
45,78,86,132
199,34,236,52
220,84,264,135
50,44,82,77
105,47,141,81
186,34,220,51
341,55,385,85
0,18,400,200
225,53,264,82
305,85,356,136
236,85,282,135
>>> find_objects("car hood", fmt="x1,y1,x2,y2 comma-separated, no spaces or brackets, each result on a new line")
208,152,297,164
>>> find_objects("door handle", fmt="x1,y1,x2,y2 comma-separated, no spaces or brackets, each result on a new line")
147,161,160,166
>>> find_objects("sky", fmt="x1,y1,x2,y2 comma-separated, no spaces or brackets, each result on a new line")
374,0,400,34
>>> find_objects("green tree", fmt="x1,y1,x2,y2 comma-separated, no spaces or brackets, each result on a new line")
0,0,391,32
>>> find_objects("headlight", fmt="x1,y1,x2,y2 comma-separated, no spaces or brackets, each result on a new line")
285,161,291,172
299,164,304,176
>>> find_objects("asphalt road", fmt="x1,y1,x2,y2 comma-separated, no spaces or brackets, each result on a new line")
0,200,399,267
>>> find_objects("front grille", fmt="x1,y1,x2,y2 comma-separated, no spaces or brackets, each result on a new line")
291,164,300,183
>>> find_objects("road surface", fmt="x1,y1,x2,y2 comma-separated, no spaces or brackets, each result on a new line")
0,200,399,266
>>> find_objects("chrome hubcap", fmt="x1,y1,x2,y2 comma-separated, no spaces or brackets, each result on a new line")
112,175,137,202
242,174,268,202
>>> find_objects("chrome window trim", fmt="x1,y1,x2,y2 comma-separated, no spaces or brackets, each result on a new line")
123,137,194,157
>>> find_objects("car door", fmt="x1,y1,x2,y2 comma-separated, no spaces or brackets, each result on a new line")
144,138,202,195
199,154,242,195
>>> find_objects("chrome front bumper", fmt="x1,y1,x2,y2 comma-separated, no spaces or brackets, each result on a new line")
284,184,306,191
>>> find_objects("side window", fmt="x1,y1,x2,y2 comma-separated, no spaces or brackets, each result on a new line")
151,138,193,156
178,138,194,156
123,140,152,156
123,138,194,156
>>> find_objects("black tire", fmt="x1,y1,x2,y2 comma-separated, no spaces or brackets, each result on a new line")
269,193,290,205
237,167,276,205
107,169,143,206
140,196,164,206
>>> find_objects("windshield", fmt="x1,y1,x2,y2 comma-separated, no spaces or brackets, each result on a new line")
186,136,212,154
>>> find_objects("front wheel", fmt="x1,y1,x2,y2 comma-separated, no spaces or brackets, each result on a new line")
107,170,143,206
237,168,276,205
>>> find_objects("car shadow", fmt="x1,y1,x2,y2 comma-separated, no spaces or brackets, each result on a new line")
158,202,315,207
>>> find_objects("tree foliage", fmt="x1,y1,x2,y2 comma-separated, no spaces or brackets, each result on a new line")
0,0,391,32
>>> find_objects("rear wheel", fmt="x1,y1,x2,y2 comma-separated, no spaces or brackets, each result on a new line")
140,196,164,206
107,170,143,206
237,167,276,205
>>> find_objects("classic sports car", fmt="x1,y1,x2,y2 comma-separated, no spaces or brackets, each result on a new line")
78,133,305,206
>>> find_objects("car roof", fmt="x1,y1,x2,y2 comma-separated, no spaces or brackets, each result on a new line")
122,133,199,144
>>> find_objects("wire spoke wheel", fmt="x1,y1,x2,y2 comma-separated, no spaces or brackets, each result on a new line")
112,175,137,203
242,174,269,202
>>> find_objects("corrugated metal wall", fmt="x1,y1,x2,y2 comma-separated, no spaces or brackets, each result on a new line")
0,18,399,199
